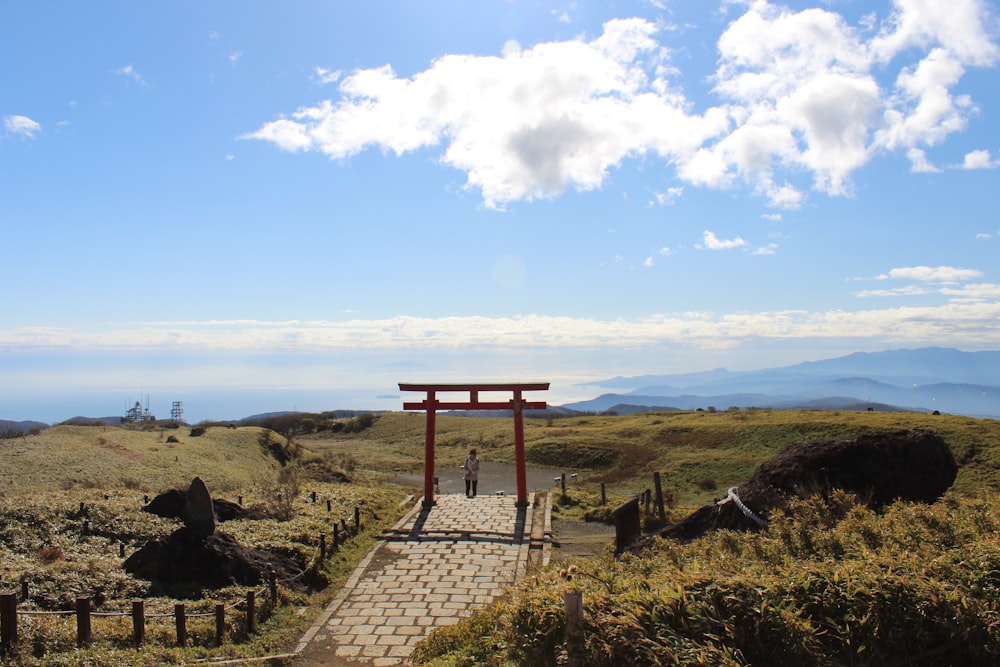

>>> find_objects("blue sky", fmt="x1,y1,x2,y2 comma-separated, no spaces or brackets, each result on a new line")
2,0,998,423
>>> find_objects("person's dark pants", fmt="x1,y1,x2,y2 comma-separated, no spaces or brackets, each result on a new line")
465,479,478,497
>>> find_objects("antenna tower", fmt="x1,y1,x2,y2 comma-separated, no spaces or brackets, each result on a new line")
171,401,184,422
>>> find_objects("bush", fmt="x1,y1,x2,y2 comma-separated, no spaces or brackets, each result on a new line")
414,492,1000,666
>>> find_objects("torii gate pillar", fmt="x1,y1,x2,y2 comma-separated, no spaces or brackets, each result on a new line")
400,382,549,508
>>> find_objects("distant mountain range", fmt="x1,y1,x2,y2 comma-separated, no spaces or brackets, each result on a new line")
564,347,1000,419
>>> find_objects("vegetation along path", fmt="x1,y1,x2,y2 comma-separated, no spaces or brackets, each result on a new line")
293,492,538,666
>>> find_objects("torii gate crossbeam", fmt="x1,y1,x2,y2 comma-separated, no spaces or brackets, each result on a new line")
399,382,549,508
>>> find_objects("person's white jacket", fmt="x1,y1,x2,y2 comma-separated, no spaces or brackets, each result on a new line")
463,455,480,481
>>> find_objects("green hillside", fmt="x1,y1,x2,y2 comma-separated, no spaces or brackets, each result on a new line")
0,423,294,494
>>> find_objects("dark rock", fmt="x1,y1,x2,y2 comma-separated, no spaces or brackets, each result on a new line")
659,429,957,542
185,477,215,536
123,527,302,590
143,489,264,522
143,489,186,519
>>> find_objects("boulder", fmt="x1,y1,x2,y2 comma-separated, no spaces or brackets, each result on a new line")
123,526,302,590
659,429,957,542
143,489,264,522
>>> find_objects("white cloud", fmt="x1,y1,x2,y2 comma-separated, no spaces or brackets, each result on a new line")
113,64,148,87
4,298,998,352
701,230,747,250
649,186,683,206
247,2,999,208
876,265,984,283
643,256,655,267
907,147,940,172
3,114,41,139
228,51,242,65
315,67,343,84
976,232,993,240
762,213,782,221
856,285,932,297
659,246,672,255
753,243,778,255
961,149,997,169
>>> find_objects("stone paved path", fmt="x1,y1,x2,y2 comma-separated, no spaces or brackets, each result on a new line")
294,493,535,666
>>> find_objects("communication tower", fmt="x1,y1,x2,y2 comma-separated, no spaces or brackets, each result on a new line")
171,401,184,422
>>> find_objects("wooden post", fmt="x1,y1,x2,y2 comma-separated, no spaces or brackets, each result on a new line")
311,491,317,503
561,473,567,495
215,603,226,646
653,472,666,524
82,520,90,535
333,524,339,549
132,599,144,647
119,543,126,558
246,590,256,634
513,390,528,507
79,502,87,517
600,483,606,505
19,579,28,602
238,495,243,506
564,588,583,661
423,391,437,507
326,499,332,512
319,533,327,561
354,506,361,532
76,596,92,647
1,592,16,654
174,602,186,646
268,568,277,607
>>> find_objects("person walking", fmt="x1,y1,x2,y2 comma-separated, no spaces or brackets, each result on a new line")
463,448,480,498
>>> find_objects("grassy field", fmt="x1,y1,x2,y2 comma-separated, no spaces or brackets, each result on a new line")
0,422,413,666
299,408,1000,505
0,423,294,495
3,409,999,665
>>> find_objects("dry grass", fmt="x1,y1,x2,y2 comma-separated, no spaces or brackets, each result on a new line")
296,409,1000,505
0,424,289,495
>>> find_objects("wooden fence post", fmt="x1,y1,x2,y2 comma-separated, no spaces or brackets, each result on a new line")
320,533,326,562
354,506,361,532
326,499,332,512
1,592,17,654
215,603,226,646
561,473,567,495
132,599,144,647
268,568,277,607
333,524,339,549
174,602,186,646
600,483,606,505
564,588,583,663
311,491,317,503
76,596,92,647
19,579,28,602
246,590,256,634
653,472,666,524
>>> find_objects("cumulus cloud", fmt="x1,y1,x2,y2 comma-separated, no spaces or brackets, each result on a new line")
961,149,997,169
907,147,940,172
246,1,998,208
3,114,41,139
700,230,747,250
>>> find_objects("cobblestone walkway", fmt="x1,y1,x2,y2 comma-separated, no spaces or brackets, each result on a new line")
294,493,534,666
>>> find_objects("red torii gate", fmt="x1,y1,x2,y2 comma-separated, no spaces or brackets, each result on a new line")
399,382,549,508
